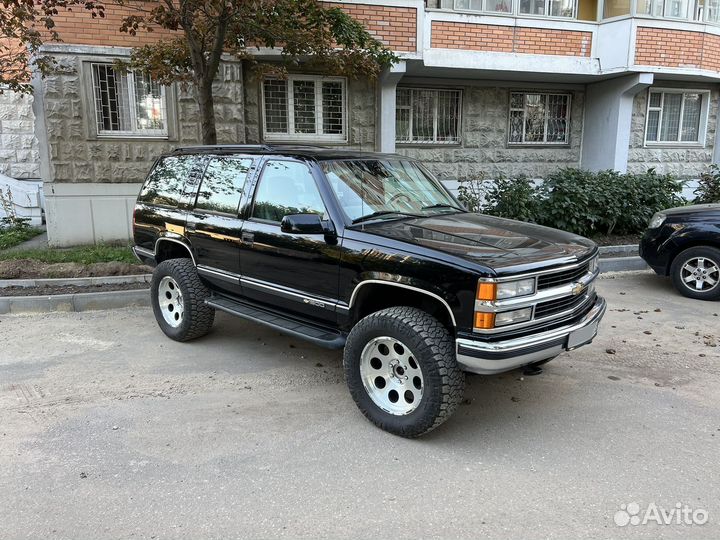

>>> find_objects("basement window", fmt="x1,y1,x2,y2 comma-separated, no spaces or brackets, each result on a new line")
644,89,710,145
395,88,462,144
508,92,571,145
90,63,168,138
261,75,347,142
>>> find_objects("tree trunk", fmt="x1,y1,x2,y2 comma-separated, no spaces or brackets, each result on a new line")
197,79,217,145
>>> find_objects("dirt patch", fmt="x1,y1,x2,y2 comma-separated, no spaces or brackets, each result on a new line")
0,282,149,297
591,234,642,246
0,260,152,279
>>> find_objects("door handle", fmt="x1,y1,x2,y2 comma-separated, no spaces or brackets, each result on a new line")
242,232,254,245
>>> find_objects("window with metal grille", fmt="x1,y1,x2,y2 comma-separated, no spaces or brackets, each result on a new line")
644,89,709,145
261,75,346,142
508,92,570,145
395,88,461,144
91,63,167,137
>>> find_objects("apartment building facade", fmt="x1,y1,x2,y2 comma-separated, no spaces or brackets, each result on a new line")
7,0,720,245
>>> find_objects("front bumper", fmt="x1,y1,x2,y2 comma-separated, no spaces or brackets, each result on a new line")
456,296,607,375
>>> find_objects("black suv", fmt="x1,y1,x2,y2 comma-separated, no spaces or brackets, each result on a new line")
133,145,606,437
640,204,720,300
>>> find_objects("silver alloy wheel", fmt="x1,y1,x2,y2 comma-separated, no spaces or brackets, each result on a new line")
359,336,424,416
158,276,184,327
680,256,720,292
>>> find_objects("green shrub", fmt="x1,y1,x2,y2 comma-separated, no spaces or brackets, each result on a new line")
694,165,720,204
457,168,686,237
458,173,539,222
0,224,43,250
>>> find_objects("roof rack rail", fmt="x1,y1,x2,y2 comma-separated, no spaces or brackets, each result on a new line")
173,144,273,154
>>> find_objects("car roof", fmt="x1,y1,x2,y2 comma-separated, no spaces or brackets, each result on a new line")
169,144,409,162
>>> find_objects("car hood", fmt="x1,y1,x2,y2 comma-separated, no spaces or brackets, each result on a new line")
358,212,596,274
662,203,720,219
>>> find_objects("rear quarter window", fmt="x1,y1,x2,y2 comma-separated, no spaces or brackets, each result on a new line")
138,155,197,207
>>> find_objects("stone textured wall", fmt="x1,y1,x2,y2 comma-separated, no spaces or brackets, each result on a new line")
627,87,718,178
398,86,584,180
0,91,40,179
43,55,245,184
243,73,376,151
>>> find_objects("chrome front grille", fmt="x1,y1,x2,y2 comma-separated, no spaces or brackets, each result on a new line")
535,291,596,319
473,255,600,334
537,262,590,290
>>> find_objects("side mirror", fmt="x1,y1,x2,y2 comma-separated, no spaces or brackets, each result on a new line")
280,213,326,234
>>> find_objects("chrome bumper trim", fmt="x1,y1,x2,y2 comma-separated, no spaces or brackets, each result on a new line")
456,296,607,375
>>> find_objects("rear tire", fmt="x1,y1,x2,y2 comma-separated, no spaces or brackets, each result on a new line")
670,246,720,301
343,307,465,438
151,258,215,341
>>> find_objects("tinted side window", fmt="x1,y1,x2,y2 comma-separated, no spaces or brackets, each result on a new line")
138,155,196,207
195,157,253,215
251,161,326,223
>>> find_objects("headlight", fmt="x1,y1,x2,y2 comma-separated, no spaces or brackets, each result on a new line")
648,212,666,229
497,278,536,300
495,307,533,327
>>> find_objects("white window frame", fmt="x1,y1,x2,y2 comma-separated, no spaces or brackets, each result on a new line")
507,92,572,146
89,62,168,139
395,87,463,145
448,0,576,18
643,88,710,147
261,75,347,143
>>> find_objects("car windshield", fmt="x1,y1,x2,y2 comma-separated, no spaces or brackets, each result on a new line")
321,159,463,223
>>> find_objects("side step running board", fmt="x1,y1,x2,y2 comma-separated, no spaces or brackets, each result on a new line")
206,296,346,350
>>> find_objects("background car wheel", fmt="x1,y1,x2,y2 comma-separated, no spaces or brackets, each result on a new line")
151,258,215,341
670,246,720,301
343,306,465,438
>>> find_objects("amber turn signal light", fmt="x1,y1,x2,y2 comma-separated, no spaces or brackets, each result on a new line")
477,282,497,301
474,312,495,330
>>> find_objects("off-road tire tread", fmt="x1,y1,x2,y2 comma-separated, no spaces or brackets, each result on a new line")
670,246,720,301
344,306,464,438
151,258,215,341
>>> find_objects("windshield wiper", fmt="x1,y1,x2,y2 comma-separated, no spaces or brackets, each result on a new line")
421,203,465,212
351,210,420,225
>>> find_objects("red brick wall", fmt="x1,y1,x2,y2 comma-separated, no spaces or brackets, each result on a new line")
431,21,592,57
43,3,175,47
45,2,417,53
325,3,417,52
635,27,720,71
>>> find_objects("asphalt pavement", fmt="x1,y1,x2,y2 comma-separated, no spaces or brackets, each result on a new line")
1,271,719,539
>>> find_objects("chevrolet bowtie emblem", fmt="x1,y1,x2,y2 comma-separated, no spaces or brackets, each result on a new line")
571,282,586,296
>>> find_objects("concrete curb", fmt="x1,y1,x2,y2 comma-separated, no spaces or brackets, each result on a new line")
0,274,152,289
0,288,150,314
598,244,638,256
599,256,649,273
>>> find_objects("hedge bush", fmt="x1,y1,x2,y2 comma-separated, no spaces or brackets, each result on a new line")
458,168,686,237
694,165,720,204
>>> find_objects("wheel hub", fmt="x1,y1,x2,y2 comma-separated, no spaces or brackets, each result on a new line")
359,336,423,416
158,276,184,328
681,256,720,292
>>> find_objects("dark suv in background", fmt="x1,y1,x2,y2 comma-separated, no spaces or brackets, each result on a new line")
132,145,606,437
640,204,720,300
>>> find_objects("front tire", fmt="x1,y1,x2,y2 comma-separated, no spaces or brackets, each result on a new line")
670,246,720,301
151,258,215,341
343,307,465,437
